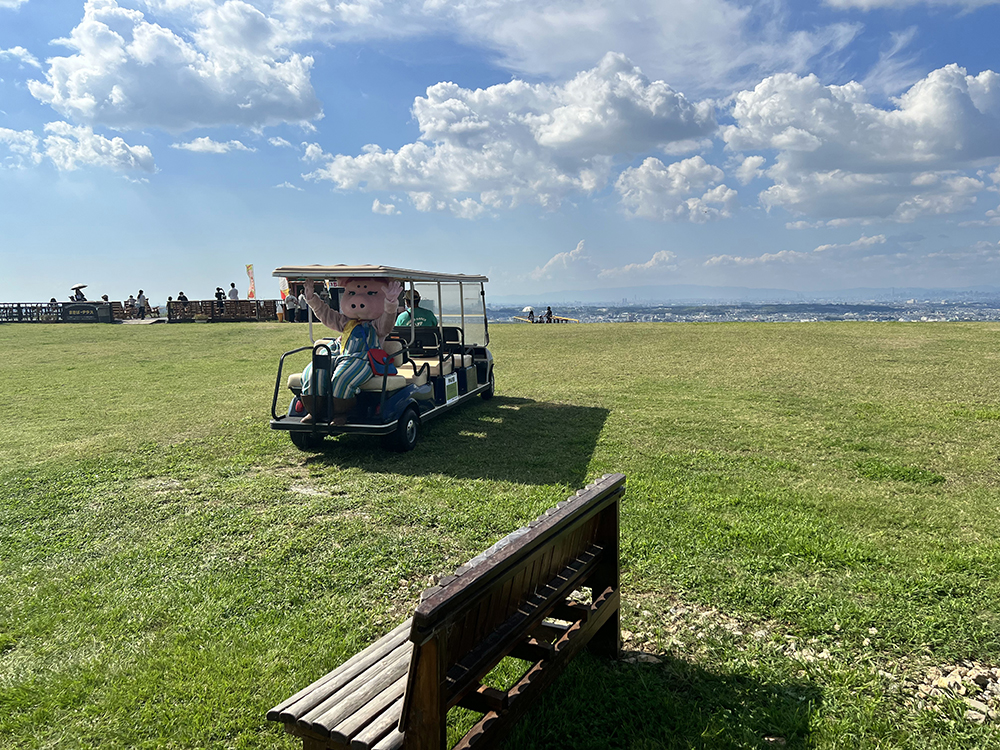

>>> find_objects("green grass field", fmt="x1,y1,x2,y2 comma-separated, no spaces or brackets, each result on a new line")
1,320,999,749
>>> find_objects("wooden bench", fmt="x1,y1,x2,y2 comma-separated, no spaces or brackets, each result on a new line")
268,473,625,750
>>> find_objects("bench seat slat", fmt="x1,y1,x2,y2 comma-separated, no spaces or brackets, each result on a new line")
267,618,412,722
372,728,404,750
302,643,412,733
348,695,405,750
329,672,408,743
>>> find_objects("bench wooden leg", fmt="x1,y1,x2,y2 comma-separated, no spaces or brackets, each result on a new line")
402,633,447,750
586,501,621,659
587,599,620,659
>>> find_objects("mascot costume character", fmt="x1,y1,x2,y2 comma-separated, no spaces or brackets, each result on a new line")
299,277,403,424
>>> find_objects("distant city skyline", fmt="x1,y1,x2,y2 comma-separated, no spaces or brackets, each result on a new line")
2,0,1000,305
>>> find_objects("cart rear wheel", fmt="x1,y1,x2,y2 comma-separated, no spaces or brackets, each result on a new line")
480,368,495,400
385,407,419,452
290,430,323,451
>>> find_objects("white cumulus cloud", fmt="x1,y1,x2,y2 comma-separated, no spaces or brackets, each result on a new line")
530,240,601,281
3,122,154,172
0,0,31,8
724,64,1000,222
0,46,41,68
372,198,399,215
42,121,155,172
616,156,738,222
271,0,860,97
306,53,716,217
171,136,255,153
27,0,321,132
530,241,680,284
599,250,677,279
734,155,766,185
0,127,43,168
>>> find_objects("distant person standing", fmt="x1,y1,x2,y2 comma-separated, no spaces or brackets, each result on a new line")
214,286,225,314
72,287,86,302
297,289,307,322
228,282,239,300
136,290,147,320
283,291,298,322
545,306,553,323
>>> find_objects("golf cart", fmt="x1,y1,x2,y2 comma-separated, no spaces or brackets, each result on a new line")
269,265,494,451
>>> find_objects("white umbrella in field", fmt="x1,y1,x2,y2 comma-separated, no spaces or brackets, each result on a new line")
522,306,534,313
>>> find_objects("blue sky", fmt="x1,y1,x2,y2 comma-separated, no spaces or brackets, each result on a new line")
2,0,1000,305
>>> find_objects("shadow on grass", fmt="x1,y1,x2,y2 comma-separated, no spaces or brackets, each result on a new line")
305,396,609,487
502,651,821,750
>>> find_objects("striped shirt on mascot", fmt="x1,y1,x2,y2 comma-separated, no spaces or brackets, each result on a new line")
299,278,403,421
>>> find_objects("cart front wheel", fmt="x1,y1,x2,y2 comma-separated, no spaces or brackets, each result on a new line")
385,407,419,452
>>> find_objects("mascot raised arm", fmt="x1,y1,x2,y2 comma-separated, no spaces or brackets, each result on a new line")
299,277,403,424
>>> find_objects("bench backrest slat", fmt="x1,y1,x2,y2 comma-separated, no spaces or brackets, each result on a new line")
400,473,624,733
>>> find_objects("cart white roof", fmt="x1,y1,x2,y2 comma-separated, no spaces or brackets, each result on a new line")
272,264,488,283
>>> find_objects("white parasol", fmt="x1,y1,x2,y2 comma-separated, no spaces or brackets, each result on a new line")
70,283,88,290
521,306,534,313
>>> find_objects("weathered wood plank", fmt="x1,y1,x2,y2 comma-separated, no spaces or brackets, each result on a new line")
348,696,405,750
330,673,407,744
302,645,411,734
268,619,412,721
372,728,404,750
550,601,590,623
509,637,554,663
456,685,507,714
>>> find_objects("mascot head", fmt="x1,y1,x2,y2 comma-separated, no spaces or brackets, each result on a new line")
337,277,396,321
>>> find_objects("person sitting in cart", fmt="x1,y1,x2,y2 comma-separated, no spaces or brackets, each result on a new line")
299,278,402,423
395,290,438,327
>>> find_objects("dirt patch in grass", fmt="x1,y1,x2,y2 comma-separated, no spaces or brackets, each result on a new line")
897,661,1000,723
628,590,1000,726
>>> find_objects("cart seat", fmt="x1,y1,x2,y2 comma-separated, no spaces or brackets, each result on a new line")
409,354,473,377
362,341,428,389
358,374,409,391
287,341,426,394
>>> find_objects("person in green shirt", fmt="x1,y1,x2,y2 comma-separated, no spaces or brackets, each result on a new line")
395,290,438,327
